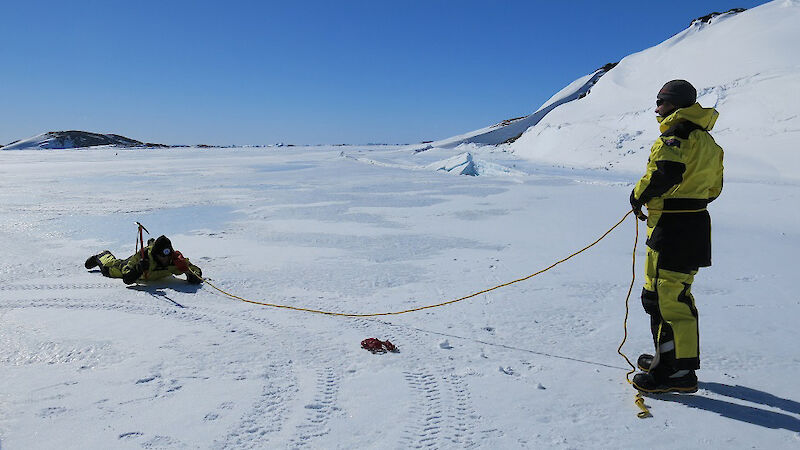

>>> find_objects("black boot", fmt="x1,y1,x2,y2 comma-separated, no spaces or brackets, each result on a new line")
632,366,697,394
85,255,100,269
86,251,113,270
637,353,654,371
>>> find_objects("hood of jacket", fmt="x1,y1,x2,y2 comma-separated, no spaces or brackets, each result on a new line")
657,102,719,133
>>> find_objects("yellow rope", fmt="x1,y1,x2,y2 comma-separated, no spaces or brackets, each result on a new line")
188,208,652,417
614,213,652,418
192,210,634,317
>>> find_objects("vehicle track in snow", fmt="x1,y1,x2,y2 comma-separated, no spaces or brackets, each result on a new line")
2,280,352,449
228,289,475,448
228,310,345,449
0,291,300,449
286,367,341,448
2,282,483,448
0,282,118,291
347,317,483,448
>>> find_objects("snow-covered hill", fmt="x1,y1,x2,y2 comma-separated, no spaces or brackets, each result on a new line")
425,66,613,150
432,1,800,181
1,131,163,150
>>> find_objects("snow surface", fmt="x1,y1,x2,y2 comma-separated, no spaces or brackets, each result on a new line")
1,143,799,449
2,1,800,448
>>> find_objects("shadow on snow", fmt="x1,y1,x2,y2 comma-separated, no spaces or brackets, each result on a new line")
126,278,203,308
653,382,800,432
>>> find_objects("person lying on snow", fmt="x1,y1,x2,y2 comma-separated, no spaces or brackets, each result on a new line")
84,235,202,285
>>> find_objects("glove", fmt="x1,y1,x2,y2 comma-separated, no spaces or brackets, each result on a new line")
630,190,648,221
186,270,203,284
184,263,202,284
136,257,150,273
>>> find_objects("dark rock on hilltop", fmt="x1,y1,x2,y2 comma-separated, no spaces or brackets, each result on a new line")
1,130,169,150
691,8,747,26
41,131,144,148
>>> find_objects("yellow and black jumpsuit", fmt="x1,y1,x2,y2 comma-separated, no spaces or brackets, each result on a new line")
96,244,202,285
630,103,724,371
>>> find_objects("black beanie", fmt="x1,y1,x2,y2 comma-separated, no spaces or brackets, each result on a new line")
657,80,697,108
152,235,173,257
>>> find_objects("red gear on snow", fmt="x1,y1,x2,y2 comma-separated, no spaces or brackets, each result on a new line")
382,340,397,352
361,338,398,353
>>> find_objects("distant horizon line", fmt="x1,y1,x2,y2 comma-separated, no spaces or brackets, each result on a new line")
0,129,438,150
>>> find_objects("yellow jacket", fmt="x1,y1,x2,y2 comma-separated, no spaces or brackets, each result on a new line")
631,103,724,269
632,103,724,213
121,245,202,284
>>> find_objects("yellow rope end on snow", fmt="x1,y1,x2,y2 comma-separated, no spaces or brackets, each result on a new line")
634,392,652,418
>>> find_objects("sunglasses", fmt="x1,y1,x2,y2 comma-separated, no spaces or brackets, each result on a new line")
656,99,665,106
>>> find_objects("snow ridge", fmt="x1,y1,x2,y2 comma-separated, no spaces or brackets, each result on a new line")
505,0,800,181
426,67,612,149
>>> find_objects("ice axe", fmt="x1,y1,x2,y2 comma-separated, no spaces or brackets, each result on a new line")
135,221,150,258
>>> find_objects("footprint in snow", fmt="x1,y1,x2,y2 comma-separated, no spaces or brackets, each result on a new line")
499,366,514,375
37,406,67,418
118,432,143,440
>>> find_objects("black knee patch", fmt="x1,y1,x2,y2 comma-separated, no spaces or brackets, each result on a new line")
677,283,698,318
641,288,660,317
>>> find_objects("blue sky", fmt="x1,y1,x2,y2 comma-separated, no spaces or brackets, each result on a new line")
1,0,769,146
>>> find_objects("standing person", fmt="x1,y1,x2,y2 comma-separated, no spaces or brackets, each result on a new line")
85,235,203,285
629,80,724,393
